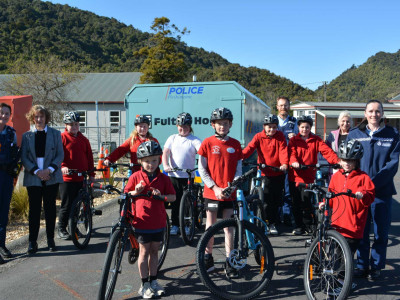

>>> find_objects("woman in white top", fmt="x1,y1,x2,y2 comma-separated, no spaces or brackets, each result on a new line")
163,112,202,236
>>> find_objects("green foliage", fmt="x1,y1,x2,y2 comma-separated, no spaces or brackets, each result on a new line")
9,186,29,221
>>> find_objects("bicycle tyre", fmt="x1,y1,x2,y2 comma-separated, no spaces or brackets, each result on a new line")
69,194,93,249
158,214,170,271
179,190,196,245
97,229,124,300
304,229,353,300
196,219,274,300
195,185,205,230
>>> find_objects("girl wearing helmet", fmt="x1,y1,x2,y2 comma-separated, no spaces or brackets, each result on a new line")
104,115,159,173
124,141,176,298
162,112,202,236
289,115,339,235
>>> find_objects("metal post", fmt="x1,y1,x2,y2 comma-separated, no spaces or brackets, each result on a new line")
96,101,100,151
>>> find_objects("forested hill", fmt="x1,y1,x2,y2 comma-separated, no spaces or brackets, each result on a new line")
315,50,400,102
0,0,314,107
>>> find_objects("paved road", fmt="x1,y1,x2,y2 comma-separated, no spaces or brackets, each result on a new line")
1,179,400,300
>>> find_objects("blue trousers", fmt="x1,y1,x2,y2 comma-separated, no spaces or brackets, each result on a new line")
0,170,14,247
356,196,392,270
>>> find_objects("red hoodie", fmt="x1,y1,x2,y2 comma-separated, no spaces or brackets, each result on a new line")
328,169,375,239
61,130,94,182
243,130,288,176
288,133,338,183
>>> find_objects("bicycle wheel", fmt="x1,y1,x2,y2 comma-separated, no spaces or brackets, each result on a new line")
179,190,196,245
304,230,353,300
158,214,170,271
195,185,205,230
69,194,93,249
98,229,125,300
196,219,274,300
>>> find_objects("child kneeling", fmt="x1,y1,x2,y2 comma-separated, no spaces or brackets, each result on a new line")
124,141,176,299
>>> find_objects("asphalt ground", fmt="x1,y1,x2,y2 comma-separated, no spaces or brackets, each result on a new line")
1,177,400,300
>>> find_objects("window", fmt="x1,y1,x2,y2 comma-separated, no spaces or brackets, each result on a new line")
110,111,120,133
77,111,86,133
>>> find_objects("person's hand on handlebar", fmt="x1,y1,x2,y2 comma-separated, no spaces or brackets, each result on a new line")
280,164,288,172
212,185,227,200
163,165,173,172
62,167,69,175
150,187,161,196
355,191,363,200
291,162,300,169
103,159,110,167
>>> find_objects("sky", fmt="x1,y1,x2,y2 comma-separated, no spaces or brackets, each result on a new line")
47,0,400,91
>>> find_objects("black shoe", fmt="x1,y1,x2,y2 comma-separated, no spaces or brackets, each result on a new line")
354,268,369,278
27,241,38,255
0,246,12,259
369,269,381,280
47,239,57,252
224,260,239,279
204,254,215,273
292,227,305,235
0,255,4,264
57,228,71,240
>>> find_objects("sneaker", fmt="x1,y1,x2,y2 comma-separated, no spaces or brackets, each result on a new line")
292,227,305,235
184,226,191,236
224,260,239,279
150,280,165,296
204,254,215,272
369,269,381,280
170,225,179,236
138,282,155,299
0,246,12,259
269,224,278,235
354,268,369,278
57,228,71,240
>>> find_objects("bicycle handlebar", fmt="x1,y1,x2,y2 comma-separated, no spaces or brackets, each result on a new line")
165,167,198,174
293,163,341,170
296,182,356,198
243,162,283,173
222,168,257,196
96,184,167,202
108,162,141,169
67,167,108,176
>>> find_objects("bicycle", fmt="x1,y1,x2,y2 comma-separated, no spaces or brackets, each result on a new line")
67,167,107,250
97,185,170,300
297,181,355,300
196,168,275,300
167,167,205,245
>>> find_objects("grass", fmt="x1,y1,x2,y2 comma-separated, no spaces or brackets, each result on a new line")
9,186,29,221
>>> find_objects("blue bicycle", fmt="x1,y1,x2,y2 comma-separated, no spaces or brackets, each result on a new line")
196,168,275,300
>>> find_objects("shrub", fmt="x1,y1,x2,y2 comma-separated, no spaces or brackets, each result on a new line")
9,187,29,221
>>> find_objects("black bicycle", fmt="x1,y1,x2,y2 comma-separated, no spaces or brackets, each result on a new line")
97,185,170,300
298,182,355,300
196,168,275,300
68,168,106,250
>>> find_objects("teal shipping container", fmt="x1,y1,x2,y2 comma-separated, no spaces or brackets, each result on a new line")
125,81,270,149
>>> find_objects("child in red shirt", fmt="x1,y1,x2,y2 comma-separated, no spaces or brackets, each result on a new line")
289,115,338,235
198,107,243,278
57,112,94,240
243,114,288,235
124,141,175,298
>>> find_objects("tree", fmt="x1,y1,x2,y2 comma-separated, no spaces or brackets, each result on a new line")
134,17,189,83
0,55,85,123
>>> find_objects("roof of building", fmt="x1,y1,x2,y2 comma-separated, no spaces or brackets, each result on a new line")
0,72,142,103
292,101,400,111
389,93,400,102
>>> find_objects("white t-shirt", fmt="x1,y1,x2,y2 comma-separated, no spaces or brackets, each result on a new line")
164,134,202,178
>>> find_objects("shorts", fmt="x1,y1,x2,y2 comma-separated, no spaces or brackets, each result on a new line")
204,198,235,212
134,229,164,244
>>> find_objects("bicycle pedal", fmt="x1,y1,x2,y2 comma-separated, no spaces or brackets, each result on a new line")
305,239,312,247
94,209,102,215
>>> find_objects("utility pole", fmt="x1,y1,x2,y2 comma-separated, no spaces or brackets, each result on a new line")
323,81,327,102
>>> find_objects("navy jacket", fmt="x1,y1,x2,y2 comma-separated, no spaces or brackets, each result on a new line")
348,124,400,198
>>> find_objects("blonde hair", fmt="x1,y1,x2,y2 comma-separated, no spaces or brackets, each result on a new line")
129,129,154,146
26,105,51,124
337,111,352,126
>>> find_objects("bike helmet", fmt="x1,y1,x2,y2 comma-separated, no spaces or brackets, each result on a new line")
297,115,313,127
136,141,162,159
263,114,279,125
176,112,192,126
134,115,150,125
210,107,233,121
338,139,364,160
63,111,80,124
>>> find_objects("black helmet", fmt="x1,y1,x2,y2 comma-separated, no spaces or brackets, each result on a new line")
136,141,162,159
63,111,80,124
134,115,150,125
297,115,313,127
338,139,364,160
176,112,192,126
263,114,279,125
210,107,233,121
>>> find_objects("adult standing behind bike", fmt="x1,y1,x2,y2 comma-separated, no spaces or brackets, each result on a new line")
0,103,19,263
162,112,202,236
326,111,352,153
57,112,95,240
348,100,400,281
242,114,288,235
21,105,64,254
103,115,159,173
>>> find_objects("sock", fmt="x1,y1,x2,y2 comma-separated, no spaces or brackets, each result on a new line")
141,277,148,284
150,275,157,282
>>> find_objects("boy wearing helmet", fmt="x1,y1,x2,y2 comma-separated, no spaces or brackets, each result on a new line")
57,111,94,240
198,107,243,278
163,112,202,236
243,114,288,235
104,115,159,173
289,115,339,235
124,141,176,298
